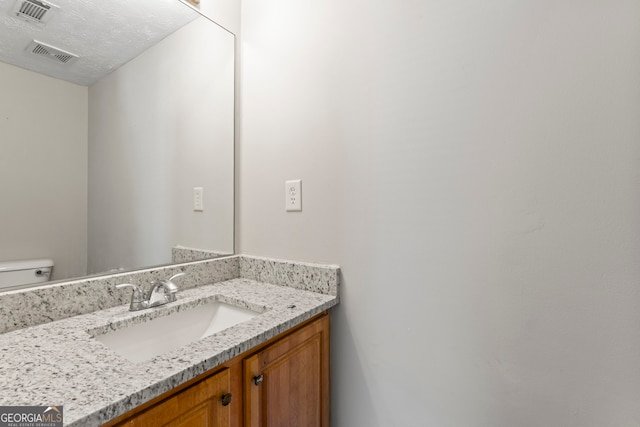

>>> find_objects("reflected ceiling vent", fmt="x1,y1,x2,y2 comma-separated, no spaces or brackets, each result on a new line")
27,40,78,65
12,0,59,25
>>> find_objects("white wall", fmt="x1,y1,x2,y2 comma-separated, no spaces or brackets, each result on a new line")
239,1,640,426
0,61,87,281
88,16,234,274
197,0,240,35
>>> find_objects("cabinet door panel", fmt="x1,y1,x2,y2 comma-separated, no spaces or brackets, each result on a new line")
121,368,231,427
245,315,329,427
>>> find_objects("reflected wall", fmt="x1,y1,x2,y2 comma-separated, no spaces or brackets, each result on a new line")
0,62,88,280
88,17,234,275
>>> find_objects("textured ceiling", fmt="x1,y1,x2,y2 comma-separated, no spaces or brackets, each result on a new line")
0,0,198,86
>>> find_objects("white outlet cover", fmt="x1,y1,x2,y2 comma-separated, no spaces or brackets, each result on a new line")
285,180,302,212
194,187,204,212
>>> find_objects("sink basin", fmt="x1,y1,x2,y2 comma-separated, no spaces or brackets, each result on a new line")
93,300,261,362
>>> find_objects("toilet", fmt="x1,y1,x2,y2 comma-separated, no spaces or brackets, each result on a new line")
0,259,54,289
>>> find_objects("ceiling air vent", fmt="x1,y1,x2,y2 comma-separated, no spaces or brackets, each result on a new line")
27,40,78,65
12,0,59,24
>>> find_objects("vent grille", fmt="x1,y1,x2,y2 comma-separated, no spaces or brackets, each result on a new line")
27,40,78,65
12,0,58,24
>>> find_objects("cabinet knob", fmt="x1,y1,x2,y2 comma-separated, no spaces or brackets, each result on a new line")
253,374,264,386
221,393,233,406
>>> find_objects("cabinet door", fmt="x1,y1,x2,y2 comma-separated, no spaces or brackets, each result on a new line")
244,314,330,427
120,368,232,427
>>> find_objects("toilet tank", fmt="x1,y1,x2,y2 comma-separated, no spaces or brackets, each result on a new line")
0,259,54,289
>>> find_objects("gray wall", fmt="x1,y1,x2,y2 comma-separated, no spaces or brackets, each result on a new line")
196,0,240,34
238,0,640,425
88,17,234,275
0,61,88,281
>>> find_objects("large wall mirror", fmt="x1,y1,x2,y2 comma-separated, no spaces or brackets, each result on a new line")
0,0,235,286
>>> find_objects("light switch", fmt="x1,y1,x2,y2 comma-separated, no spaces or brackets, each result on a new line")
285,180,302,212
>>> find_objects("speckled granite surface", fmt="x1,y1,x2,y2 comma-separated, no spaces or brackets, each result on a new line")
240,255,340,296
0,278,338,426
0,255,340,426
171,246,231,263
0,255,339,335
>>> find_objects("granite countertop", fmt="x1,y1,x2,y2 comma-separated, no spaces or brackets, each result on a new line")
0,277,338,426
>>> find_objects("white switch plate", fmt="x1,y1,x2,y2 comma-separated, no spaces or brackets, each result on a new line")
285,180,302,211
193,187,204,211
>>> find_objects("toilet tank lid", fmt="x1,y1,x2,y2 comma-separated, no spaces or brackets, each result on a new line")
0,259,54,272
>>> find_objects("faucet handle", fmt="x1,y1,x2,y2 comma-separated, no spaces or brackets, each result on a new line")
116,283,144,301
116,283,148,311
163,272,184,295
165,272,185,301
167,272,185,283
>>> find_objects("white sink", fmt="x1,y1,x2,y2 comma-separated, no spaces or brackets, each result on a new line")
93,300,261,362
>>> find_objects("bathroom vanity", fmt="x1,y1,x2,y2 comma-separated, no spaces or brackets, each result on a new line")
105,312,329,426
0,255,339,426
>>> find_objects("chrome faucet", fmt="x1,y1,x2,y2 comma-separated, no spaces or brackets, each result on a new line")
116,272,185,311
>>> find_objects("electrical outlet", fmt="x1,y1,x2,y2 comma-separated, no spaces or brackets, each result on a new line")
193,187,204,211
285,180,302,212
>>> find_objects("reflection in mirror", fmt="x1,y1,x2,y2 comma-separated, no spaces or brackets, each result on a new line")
0,0,234,289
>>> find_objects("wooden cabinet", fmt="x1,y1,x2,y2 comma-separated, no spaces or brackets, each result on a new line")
113,368,232,427
103,313,329,427
244,314,329,427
